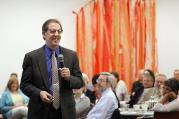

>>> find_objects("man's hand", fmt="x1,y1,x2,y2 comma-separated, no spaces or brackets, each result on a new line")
166,91,177,101
40,91,53,104
59,67,70,80
160,91,177,104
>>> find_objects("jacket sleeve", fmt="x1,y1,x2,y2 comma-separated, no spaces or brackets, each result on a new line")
67,52,83,89
0,92,13,114
20,53,41,98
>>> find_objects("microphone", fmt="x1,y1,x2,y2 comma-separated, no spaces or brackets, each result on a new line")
58,54,65,68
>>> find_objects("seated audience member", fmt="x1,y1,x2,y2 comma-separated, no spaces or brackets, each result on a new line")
131,69,144,94
0,77,29,119
153,74,167,100
111,72,129,101
153,79,179,112
85,74,100,104
129,69,157,107
87,72,118,119
74,73,91,119
10,73,18,79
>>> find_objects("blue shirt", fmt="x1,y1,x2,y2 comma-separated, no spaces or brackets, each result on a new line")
45,45,60,95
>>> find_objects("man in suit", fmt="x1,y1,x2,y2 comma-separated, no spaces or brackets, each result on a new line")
20,18,83,119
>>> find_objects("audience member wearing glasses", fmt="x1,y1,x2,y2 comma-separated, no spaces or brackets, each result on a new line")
87,72,118,119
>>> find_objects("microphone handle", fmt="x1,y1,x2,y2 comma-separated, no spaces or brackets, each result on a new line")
60,61,64,68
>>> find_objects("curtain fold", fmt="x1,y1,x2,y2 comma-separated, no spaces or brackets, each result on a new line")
76,0,157,92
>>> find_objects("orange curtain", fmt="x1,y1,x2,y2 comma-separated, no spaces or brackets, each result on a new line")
76,0,157,92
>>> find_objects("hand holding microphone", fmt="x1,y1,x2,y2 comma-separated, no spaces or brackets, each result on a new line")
58,54,70,80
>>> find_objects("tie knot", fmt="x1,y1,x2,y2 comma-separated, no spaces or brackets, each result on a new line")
52,51,56,57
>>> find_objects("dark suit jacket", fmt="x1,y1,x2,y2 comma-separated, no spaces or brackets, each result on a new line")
131,80,143,93
20,46,83,119
129,87,144,108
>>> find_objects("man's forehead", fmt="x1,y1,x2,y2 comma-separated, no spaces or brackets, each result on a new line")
157,76,165,80
48,22,60,28
99,74,107,79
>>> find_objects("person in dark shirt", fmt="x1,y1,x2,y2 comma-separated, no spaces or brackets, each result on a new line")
131,69,144,93
85,74,99,104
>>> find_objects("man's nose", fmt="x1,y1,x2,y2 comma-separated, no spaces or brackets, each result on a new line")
54,31,59,35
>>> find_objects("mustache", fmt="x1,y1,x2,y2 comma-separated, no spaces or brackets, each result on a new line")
50,35,60,40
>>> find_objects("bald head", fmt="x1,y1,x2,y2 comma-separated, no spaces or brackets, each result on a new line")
174,69,179,80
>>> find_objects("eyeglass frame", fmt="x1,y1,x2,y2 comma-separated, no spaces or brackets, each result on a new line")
96,78,108,83
47,29,63,34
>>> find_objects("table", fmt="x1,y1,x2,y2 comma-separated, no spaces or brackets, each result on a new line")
119,108,154,119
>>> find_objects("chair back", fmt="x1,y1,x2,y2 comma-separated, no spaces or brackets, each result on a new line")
154,111,179,119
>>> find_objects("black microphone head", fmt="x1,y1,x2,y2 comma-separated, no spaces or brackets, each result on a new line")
58,54,64,68
58,54,64,62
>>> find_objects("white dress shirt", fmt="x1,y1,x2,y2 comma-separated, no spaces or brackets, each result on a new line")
115,80,129,101
87,88,118,119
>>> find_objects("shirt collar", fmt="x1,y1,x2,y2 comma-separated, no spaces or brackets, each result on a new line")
45,45,60,57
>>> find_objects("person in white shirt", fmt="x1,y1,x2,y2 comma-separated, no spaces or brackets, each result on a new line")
111,72,129,101
87,72,118,119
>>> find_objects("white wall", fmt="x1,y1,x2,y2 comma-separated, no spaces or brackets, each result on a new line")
156,0,179,78
0,0,87,93
0,0,179,93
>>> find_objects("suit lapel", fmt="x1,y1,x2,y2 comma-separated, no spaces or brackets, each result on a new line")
37,47,50,91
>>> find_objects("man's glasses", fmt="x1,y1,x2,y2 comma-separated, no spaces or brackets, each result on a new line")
96,78,107,83
48,29,63,34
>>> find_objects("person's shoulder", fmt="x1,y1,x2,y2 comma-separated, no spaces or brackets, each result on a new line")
1,89,10,96
83,95,90,101
135,86,144,93
25,46,44,56
60,46,76,54
148,87,156,92
119,80,126,85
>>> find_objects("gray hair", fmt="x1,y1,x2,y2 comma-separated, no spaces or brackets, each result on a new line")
155,74,167,80
100,72,116,88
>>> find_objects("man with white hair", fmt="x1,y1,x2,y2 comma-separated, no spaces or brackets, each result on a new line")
155,74,167,89
87,72,118,119
154,74,167,100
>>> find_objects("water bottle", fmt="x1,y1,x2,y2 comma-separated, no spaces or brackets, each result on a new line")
148,96,154,110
